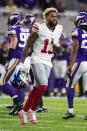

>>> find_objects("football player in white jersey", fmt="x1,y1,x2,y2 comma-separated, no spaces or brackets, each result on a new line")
18,7,63,125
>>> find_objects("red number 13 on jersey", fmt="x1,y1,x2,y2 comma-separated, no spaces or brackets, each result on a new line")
41,39,53,54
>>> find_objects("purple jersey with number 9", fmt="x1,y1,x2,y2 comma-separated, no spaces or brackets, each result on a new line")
7,25,30,59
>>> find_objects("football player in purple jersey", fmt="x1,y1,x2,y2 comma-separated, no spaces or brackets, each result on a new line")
8,14,36,115
2,13,34,115
62,12,87,119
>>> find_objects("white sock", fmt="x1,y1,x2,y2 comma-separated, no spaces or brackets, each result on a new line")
69,108,73,113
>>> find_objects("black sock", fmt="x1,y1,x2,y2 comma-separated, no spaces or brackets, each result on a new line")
13,97,19,106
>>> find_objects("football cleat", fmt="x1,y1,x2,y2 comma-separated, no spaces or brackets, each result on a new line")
9,104,23,115
9,105,18,115
6,105,14,110
28,110,38,124
36,107,48,113
18,110,27,125
62,112,75,119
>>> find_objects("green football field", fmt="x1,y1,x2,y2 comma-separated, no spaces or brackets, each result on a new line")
0,96,87,131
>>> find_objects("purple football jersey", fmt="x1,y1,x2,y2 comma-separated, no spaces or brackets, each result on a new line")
72,28,87,61
7,25,30,59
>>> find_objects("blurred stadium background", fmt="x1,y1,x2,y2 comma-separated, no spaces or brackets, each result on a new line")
0,0,87,38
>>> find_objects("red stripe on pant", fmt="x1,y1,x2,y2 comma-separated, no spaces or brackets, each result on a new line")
23,85,47,112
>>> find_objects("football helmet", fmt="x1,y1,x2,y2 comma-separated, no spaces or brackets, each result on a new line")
7,12,24,26
10,62,29,88
23,14,35,25
74,11,87,27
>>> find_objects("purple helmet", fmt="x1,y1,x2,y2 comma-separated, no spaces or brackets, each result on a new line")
74,12,87,27
23,14,35,25
7,12,24,26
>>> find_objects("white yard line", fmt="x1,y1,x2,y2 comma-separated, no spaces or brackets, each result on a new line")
19,125,51,128
0,111,8,113
44,96,87,100
0,130,13,131
0,117,87,125
0,118,19,121
62,121,87,125
0,96,87,100
0,118,56,123
0,111,85,119
0,114,13,117
0,104,11,107
64,125,87,129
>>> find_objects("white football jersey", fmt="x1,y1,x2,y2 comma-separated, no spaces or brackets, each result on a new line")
31,22,63,66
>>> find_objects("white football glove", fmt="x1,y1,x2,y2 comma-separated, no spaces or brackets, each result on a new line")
23,56,31,73
52,38,60,47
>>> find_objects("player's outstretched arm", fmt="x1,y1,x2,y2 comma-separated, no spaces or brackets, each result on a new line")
22,32,38,62
69,38,79,70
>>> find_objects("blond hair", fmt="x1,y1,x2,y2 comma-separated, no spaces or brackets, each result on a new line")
43,7,58,19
